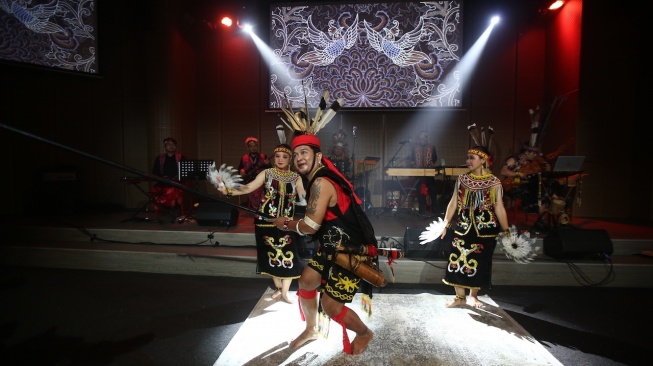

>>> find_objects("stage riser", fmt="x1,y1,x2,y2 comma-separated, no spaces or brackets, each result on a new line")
6,226,652,256
1,245,652,288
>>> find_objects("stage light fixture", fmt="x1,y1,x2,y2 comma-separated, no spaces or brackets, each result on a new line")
548,1,565,10
241,23,253,34
221,16,233,27
490,15,500,26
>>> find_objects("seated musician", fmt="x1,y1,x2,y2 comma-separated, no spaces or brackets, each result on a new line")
500,142,552,216
238,137,270,211
151,137,187,218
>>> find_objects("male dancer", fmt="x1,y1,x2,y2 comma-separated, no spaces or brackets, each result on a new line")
270,133,377,355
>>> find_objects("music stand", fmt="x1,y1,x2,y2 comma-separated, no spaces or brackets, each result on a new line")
179,160,213,180
553,156,585,172
178,160,213,219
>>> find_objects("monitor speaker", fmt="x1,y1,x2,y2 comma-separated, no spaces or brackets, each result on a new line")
543,228,613,260
403,227,447,259
195,201,239,227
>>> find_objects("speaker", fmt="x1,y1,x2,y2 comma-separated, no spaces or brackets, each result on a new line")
544,228,613,260
403,227,447,259
195,202,239,227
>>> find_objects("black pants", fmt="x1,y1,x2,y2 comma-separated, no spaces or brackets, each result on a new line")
417,177,440,214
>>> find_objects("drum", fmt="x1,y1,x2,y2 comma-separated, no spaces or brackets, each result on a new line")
558,213,571,225
549,199,566,215
385,191,401,211
386,190,401,199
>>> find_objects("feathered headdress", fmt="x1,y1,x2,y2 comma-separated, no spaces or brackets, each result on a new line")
467,123,494,165
277,84,344,136
467,123,494,152
276,124,286,144
525,96,564,153
523,106,542,152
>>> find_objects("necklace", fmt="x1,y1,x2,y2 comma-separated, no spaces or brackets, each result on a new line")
309,165,325,181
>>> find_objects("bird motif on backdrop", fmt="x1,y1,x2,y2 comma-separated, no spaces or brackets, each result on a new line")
0,0,66,34
298,14,359,66
364,17,428,67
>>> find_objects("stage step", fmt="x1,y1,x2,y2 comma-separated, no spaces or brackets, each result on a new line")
3,214,653,288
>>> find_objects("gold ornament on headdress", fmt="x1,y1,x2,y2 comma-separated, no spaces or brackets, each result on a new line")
277,83,344,135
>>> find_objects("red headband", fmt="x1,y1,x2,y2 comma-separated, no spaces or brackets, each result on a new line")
291,134,321,150
245,137,258,146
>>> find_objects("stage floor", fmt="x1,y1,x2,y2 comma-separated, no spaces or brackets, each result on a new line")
216,288,563,366
1,267,651,366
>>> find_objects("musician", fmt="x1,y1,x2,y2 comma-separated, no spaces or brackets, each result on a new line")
500,142,551,216
328,129,352,179
237,137,270,211
408,131,440,216
151,137,187,218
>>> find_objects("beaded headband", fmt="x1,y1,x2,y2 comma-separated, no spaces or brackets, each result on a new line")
273,146,292,156
468,148,489,160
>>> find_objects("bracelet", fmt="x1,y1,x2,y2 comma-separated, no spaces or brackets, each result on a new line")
502,229,510,236
226,188,233,197
295,219,306,236
445,221,452,229
282,219,290,231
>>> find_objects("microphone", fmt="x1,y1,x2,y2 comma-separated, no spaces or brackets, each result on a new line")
399,139,411,144
352,126,357,137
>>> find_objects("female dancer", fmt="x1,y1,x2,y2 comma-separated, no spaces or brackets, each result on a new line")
215,144,305,303
437,144,510,308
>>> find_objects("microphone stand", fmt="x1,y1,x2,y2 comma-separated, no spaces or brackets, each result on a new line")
350,127,370,211
351,129,357,187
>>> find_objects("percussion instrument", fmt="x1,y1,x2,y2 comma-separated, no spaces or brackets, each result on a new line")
386,166,468,177
335,253,387,287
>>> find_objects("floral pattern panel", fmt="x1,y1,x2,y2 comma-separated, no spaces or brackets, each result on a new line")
269,1,462,109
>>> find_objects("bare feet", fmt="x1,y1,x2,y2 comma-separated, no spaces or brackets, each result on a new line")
269,289,281,301
289,329,319,349
445,296,467,308
469,297,486,308
280,293,294,304
350,328,373,355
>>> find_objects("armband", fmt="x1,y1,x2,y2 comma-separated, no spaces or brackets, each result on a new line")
303,216,321,231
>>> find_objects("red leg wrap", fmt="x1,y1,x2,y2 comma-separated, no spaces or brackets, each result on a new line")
331,307,352,354
296,289,318,321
